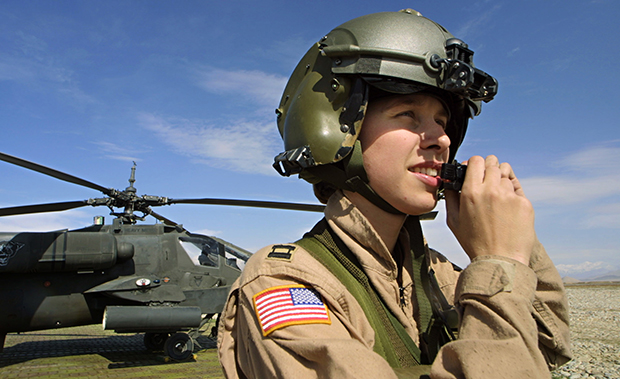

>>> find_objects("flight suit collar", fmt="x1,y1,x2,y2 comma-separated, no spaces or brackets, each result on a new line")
324,190,397,275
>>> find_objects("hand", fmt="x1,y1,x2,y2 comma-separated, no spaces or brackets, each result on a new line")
444,155,536,266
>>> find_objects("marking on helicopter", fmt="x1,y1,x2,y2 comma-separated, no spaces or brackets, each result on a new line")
267,245,296,261
136,278,151,287
0,241,25,266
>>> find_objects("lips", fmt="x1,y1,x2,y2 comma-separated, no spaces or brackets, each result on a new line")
408,163,443,188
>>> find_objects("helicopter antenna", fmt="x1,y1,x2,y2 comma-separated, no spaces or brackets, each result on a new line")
109,161,144,224
126,161,137,194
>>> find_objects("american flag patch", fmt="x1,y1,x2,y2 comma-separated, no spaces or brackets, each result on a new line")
253,285,331,336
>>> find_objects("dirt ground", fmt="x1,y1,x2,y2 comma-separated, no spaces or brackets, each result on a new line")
0,324,225,379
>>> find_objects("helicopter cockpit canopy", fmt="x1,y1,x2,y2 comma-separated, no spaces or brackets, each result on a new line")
178,234,250,270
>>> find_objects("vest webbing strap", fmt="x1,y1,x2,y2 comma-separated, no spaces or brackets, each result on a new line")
404,217,459,362
296,219,423,368
404,218,435,347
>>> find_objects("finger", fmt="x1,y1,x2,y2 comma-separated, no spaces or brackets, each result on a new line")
483,155,502,185
499,162,526,196
499,162,515,180
511,175,526,197
484,155,500,169
462,155,485,188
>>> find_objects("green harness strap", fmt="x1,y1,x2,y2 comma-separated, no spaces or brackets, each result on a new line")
297,218,434,369
404,217,459,362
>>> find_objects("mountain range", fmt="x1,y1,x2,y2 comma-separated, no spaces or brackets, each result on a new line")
555,261,619,281
562,269,620,283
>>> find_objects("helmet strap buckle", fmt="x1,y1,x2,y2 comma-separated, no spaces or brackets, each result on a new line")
273,146,316,177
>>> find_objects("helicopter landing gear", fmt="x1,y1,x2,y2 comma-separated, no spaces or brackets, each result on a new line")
144,332,169,351
164,332,194,361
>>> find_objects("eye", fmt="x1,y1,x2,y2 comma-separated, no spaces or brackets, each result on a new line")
397,111,415,119
435,118,447,129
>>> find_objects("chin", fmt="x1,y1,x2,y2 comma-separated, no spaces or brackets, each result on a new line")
396,198,438,216
380,187,440,215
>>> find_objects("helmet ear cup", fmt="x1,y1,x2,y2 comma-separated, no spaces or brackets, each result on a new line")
276,43,360,169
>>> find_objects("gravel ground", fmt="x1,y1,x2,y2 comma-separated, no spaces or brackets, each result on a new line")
552,284,620,379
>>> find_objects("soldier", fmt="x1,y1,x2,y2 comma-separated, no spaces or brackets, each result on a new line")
218,9,571,378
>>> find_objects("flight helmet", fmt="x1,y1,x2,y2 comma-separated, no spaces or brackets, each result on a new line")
273,9,498,212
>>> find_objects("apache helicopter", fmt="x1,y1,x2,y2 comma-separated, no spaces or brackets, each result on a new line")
0,151,325,360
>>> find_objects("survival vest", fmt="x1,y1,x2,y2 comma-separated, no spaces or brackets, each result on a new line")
296,216,458,374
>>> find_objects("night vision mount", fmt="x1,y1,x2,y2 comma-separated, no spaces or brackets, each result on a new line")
431,38,498,102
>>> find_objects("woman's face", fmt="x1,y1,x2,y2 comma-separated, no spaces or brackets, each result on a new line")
359,92,451,215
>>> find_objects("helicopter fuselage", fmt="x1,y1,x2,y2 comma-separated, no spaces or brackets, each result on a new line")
0,220,242,338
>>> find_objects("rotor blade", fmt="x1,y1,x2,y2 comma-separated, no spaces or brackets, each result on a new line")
148,210,180,227
0,200,90,217
0,151,113,196
167,198,437,219
167,198,326,213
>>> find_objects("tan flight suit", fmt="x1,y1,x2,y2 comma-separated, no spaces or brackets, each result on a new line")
218,191,571,378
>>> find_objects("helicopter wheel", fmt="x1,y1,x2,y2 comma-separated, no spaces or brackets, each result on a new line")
164,332,194,361
144,332,169,351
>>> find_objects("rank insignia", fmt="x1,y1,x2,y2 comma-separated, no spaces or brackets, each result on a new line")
267,244,296,261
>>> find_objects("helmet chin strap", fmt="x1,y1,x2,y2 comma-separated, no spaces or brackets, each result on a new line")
302,141,404,215
342,141,405,215
337,78,404,215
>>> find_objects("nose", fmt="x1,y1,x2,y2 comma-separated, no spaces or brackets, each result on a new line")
420,120,450,154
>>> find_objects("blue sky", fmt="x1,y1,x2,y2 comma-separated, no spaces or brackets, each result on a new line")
1,0,618,278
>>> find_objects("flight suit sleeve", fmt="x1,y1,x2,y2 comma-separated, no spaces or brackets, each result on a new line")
527,240,572,368
429,240,571,379
219,274,401,379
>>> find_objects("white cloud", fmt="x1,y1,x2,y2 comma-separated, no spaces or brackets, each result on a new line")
92,142,144,163
135,66,291,175
0,209,95,232
455,4,502,41
555,261,617,276
0,40,97,106
138,113,280,175
0,56,37,82
521,143,620,206
558,144,620,173
193,66,287,110
14,30,48,57
521,175,619,205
